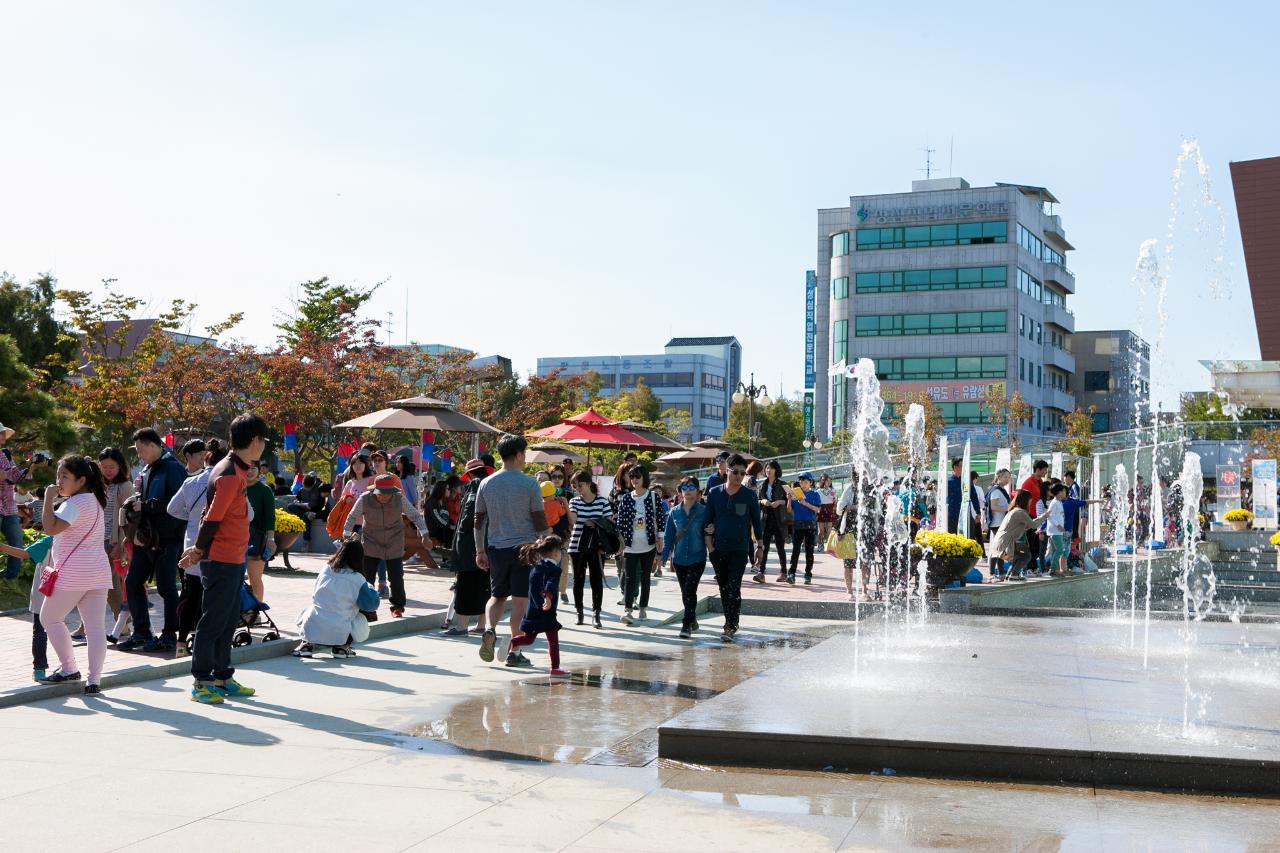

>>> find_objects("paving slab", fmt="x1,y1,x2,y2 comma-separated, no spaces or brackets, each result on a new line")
658,614,1280,794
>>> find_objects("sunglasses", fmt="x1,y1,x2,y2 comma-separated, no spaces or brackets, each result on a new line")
551,475,564,480
629,473,645,479
679,485,698,492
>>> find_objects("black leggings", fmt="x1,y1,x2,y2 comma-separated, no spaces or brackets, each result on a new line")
759,526,787,573
571,549,603,614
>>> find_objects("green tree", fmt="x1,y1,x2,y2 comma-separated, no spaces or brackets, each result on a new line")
0,334,77,456
275,277,380,346
723,397,804,458
593,378,663,426
0,272,77,388
1057,406,1096,458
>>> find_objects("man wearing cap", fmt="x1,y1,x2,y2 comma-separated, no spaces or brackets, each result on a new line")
473,435,549,668
343,473,431,618
0,423,49,579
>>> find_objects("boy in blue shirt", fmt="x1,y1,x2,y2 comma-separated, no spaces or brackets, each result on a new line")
787,473,822,584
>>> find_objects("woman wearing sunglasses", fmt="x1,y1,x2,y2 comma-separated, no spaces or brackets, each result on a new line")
660,476,707,638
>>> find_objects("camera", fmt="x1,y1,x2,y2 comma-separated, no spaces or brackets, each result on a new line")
31,450,52,464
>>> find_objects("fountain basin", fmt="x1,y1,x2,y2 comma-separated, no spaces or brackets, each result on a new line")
657,614,1280,795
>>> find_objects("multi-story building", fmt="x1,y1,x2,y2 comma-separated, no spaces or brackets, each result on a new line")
815,178,1077,438
1230,155,1280,359
393,343,514,381
536,337,741,442
1070,330,1151,433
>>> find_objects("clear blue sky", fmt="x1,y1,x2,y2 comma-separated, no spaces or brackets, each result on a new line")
1,1,1275,409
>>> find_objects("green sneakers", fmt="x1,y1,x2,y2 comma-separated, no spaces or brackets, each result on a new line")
191,683,224,704
212,679,256,698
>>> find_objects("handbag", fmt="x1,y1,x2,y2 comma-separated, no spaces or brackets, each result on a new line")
594,516,621,555
38,505,100,596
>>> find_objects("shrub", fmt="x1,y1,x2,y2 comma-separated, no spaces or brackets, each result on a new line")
912,530,983,558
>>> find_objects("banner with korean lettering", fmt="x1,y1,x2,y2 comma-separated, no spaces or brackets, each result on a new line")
1252,459,1277,529
880,380,1006,404
803,391,814,438
805,271,817,390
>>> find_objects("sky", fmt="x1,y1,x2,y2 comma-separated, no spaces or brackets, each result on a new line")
1,1,1277,411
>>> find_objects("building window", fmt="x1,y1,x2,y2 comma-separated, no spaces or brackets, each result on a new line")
854,265,1006,294
1037,365,1043,388
1043,285,1066,308
876,355,1006,381
620,372,694,388
701,373,726,390
855,311,1006,337
854,220,1007,251
1017,268,1044,301
1091,411,1111,432
831,276,849,299
833,319,848,362
1020,358,1025,382
1084,370,1110,392
832,232,849,257
700,403,725,422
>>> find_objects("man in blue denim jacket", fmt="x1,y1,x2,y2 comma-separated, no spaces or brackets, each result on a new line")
660,475,709,639
702,454,763,643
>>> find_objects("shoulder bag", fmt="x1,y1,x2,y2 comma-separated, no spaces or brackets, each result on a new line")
38,504,100,596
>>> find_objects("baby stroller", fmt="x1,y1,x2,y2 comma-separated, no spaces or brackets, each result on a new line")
233,583,281,647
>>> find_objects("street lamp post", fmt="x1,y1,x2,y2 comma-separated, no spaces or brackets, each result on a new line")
802,434,824,467
732,373,771,456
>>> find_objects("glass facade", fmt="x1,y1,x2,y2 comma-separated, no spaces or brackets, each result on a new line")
832,232,849,256
1017,268,1043,301
855,220,1007,251
884,401,986,424
854,265,1005,294
1016,223,1065,266
876,355,1006,381
831,276,849,299
833,319,848,363
621,372,694,388
701,403,725,422
855,310,1007,337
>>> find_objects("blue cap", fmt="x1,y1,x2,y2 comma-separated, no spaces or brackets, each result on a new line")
798,472,814,482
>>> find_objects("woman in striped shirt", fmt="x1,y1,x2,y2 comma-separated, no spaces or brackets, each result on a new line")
567,470,611,629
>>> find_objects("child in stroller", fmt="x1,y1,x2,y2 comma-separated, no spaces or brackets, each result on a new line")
293,539,379,659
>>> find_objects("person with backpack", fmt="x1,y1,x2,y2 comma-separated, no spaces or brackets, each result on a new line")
660,475,708,639
614,464,666,625
440,458,491,636
118,428,189,653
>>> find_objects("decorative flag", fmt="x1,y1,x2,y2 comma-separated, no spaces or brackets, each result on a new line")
291,472,303,494
439,448,453,474
936,435,948,532
163,432,175,449
283,421,298,452
421,430,435,469
335,440,355,475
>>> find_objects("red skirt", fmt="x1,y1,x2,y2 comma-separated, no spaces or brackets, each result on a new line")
817,503,837,523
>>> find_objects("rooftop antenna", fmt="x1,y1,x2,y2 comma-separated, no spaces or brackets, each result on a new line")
386,310,394,346
404,289,409,346
919,142,937,179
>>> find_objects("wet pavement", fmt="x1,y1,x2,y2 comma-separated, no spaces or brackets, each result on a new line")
1,605,1277,851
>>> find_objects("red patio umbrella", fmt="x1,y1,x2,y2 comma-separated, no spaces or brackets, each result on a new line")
526,408,656,451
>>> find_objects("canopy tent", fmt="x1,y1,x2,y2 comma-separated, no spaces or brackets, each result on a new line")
335,395,500,434
526,408,656,451
655,437,754,467
610,420,687,452
525,443,588,465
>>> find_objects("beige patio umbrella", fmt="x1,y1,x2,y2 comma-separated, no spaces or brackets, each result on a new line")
335,395,501,434
525,443,587,465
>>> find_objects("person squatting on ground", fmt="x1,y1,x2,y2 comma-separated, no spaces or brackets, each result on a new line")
506,534,568,675
615,464,665,625
660,475,708,639
343,473,431,618
294,539,380,658
704,454,763,643
119,428,188,652
180,413,269,705
474,435,549,669
991,489,1052,582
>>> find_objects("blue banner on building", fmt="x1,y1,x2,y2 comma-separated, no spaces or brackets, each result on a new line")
803,391,814,438
805,270,816,390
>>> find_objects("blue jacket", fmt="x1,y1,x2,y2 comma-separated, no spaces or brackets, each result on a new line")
946,474,962,517
520,558,562,633
661,501,708,566
140,449,190,542
703,484,763,552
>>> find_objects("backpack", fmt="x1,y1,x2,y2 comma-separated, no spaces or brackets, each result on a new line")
326,492,356,540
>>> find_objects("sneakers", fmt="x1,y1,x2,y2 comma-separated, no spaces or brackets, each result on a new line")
479,629,497,662
576,613,585,626
691,620,700,631
332,646,357,658
116,635,152,652
292,643,314,658
70,631,87,644
142,636,176,653
38,669,82,684
774,573,787,583
620,610,634,625
390,606,405,618
549,668,569,677
803,576,813,585
175,639,190,657
211,679,256,698
720,632,734,643
32,669,46,683
679,628,692,639
378,583,390,599
787,575,796,585
560,593,570,604
441,626,468,636
637,608,647,621
752,573,765,584
191,683,224,704
84,684,102,695
505,653,533,668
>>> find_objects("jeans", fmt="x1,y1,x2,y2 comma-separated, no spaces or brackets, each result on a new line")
176,568,205,643
363,556,405,608
759,526,787,574
673,560,706,631
191,560,246,683
623,550,654,610
789,525,816,577
126,539,182,640
571,549,603,615
2,513,24,580
710,549,748,632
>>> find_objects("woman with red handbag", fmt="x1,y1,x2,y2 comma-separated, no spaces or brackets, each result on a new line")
35,455,114,693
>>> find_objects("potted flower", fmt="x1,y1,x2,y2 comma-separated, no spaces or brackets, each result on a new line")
274,507,308,552
1224,508,1254,532
910,530,983,592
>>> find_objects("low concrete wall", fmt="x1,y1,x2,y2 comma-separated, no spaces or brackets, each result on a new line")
940,554,1179,613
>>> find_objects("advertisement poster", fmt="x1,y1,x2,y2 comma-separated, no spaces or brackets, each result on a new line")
880,380,1004,404
1252,459,1277,529
1217,464,1241,515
